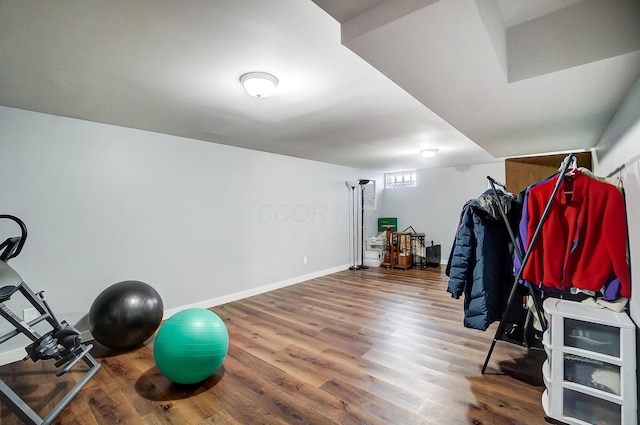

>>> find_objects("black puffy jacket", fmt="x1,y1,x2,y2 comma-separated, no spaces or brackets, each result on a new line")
446,190,517,330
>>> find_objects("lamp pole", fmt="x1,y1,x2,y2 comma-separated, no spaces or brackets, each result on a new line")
346,181,358,270
358,179,370,269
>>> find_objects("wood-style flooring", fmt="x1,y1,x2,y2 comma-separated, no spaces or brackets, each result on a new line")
0,266,549,425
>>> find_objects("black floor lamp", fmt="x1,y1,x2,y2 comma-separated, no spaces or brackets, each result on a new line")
358,179,370,269
345,181,358,270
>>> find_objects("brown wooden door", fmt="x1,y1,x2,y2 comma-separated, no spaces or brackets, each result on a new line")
505,152,592,194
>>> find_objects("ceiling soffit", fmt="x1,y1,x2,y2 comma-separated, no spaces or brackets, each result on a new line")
503,0,640,82
315,0,640,158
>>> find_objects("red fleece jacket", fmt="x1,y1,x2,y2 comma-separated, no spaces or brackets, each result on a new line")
523,170,630,298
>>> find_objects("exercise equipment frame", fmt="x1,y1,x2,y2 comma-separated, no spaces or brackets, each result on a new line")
0,215,100,425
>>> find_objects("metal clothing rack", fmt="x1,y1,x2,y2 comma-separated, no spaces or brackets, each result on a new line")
481,153,577,374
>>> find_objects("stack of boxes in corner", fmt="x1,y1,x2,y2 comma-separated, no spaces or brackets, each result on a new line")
364,234,385,267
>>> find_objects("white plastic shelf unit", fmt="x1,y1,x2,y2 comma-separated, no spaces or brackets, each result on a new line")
542,298,636,425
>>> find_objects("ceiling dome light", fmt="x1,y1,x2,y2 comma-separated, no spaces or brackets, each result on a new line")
420,148,439,158
240,72,278,98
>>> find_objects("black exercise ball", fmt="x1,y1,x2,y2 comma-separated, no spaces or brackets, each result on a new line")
88,280,164,350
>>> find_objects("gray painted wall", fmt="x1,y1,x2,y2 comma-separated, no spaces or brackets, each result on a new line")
380,162,506,263
0,105,380,362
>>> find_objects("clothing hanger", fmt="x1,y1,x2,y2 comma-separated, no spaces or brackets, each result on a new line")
559,155,578,198
559,154,578,176
486,176,508,193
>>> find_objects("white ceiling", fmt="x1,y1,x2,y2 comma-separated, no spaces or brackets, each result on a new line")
1,0,639,173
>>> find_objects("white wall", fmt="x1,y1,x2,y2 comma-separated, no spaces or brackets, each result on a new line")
0,106,378,362
380,161,505,263
593,75,640,325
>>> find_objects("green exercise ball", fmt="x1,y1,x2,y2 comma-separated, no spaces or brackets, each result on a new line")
153,308,229,384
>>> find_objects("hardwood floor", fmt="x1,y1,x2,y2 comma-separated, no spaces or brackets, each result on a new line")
0,266,549,425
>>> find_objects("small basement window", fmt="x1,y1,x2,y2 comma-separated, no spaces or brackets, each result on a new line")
385,171,416,188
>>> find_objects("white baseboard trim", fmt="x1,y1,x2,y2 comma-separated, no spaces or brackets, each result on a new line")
162,264,349,319
0,264,349,366
0,347,25,367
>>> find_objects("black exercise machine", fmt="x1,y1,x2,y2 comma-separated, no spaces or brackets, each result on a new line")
0,214,100,425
